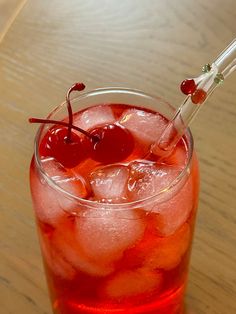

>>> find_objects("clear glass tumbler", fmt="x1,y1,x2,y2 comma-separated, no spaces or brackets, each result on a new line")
30,88,199,314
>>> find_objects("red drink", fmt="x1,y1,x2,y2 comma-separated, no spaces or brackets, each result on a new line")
30,88,199,314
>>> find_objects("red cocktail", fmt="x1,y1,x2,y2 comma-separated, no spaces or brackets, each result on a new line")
30,87,199,314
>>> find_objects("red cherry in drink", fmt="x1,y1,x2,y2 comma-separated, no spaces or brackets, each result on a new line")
30,82,93,168
41,127,87,168
30,83,134,168
180,79,196,95
88,124,134,164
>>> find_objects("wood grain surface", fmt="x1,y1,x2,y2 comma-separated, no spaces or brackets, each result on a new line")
0,0,27,41
0,0,235,313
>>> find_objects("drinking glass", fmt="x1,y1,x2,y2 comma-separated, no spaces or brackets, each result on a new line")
30,88,199,314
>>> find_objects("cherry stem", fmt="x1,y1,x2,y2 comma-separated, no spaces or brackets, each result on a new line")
29,117,99,142
66,82,85,142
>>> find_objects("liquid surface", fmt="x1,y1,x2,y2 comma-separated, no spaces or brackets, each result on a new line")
30,104,199,314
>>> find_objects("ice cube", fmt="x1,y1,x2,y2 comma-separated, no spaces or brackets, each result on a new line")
73,105,115,131
152,176,194,236
31,158,88,224
120,109,167,148
128,161,181,201
103,268,162,299
52,218,113,277
40,211,145,278
39,230,76,280
75,209,145,267
161,140,188,169
90,165,129,203
144,223,190,271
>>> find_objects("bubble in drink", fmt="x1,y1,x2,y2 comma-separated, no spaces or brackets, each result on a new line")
90,164,129,203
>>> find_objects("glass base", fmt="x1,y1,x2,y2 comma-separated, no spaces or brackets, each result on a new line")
52,286,185,314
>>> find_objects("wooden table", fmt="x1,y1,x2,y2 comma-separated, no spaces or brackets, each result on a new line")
0,0,26,41
0,1,235,313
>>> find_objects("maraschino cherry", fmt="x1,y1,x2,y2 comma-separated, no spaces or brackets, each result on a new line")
39,127,87,168
89,124,134,164
29,83,134,167
30,83,92,168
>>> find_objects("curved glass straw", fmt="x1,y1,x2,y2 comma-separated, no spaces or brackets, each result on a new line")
152,38,236,156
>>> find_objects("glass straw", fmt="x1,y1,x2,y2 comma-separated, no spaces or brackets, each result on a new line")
152,38,236,157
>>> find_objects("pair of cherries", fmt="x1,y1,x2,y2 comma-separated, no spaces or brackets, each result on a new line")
29,83,134,168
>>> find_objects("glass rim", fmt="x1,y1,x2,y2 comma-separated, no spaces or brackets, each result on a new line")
34,87,194,210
